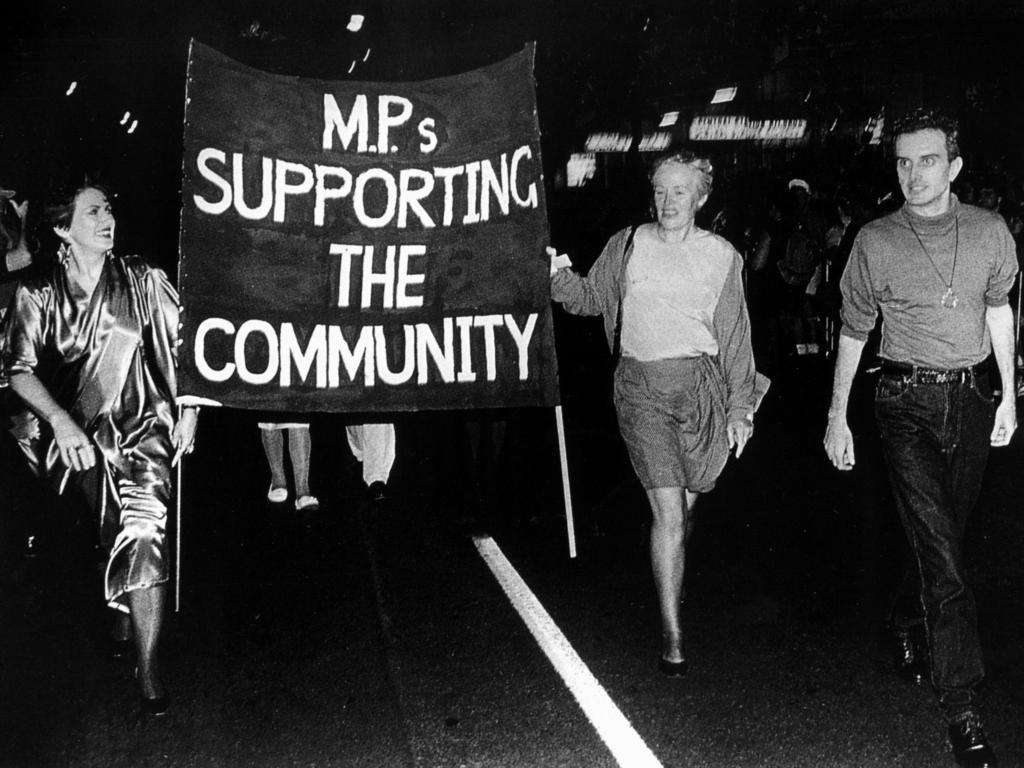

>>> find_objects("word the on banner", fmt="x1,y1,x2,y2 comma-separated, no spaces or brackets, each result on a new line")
178,41,558,412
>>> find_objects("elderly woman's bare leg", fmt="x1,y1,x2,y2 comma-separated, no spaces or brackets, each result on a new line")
260,428,288,493
287,427,312,498
648,487,698,665
129,584,166,703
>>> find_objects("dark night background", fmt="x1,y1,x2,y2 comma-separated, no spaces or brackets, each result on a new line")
4,0,1024,267
3,2,1024,767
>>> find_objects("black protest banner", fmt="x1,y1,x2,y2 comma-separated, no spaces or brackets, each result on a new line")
178,41,558,412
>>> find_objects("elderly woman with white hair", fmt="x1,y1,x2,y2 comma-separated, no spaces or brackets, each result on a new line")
550,148,765,676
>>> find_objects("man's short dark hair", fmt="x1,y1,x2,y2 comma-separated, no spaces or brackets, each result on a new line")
891,108,960,161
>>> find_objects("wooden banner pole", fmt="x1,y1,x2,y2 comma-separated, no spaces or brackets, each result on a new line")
554,405,577,558
1016,272,1022,361
175,406,183,614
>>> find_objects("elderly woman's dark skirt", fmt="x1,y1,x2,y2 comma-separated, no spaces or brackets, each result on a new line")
613,355,730,493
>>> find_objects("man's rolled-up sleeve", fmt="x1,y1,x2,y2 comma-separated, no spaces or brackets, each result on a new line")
984,218,1018,307
838,232,878,341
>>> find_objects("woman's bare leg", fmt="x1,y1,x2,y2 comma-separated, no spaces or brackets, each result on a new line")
129,584,166,700
260,428,287,491
647,487,698,663
287,427,312,498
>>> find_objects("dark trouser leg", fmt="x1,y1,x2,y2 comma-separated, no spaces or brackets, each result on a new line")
890,556,924,633
875,375,991,719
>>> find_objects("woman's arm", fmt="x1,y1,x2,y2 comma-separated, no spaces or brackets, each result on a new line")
140,264,200,464
9,372,96,471
713,253,759,451
550,229,629,318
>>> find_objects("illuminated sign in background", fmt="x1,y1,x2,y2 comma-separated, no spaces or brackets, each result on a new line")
688,116,807,142
566,152,596,188
583,131,673,153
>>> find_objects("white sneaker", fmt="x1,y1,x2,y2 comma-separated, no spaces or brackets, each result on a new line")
267,485,288,503
295,495,320,511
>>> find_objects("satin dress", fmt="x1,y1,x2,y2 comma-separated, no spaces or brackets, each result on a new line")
2,248,180,610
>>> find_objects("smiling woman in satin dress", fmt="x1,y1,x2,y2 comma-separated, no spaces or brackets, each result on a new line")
550,149,765,676
1,182,198,715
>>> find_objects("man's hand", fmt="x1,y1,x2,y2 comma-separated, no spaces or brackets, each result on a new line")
727,416,753,458
990,398,1016,447
824,416,856,470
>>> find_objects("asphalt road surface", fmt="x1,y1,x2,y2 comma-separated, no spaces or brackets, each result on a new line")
2,355,1023,767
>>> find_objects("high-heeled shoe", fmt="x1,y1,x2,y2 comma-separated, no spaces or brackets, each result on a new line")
658,656,689,678
140,692,169,716
135,668,169,716
109,637,133,659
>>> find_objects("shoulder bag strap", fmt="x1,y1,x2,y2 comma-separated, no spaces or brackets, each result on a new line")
611,224,639,362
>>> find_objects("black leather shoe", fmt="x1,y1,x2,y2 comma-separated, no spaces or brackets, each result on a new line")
948,712,997,767
658,657,688,678
894,630,928,685
24,534,40,559
368,481,387,502
140,693,169,716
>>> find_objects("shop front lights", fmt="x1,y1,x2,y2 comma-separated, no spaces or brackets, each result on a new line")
710,86,737,104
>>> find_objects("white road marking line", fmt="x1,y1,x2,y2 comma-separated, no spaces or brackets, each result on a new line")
473,536,664,768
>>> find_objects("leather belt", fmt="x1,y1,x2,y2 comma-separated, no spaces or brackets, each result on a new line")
880,360,984,384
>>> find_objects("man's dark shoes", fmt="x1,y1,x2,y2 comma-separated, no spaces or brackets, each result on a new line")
24,534,40,558
894,629,928,685
948,712,997,767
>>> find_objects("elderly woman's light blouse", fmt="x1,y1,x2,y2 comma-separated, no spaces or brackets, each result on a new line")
551,224,760,423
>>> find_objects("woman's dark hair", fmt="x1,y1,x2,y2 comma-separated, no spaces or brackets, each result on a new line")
45,180,115,229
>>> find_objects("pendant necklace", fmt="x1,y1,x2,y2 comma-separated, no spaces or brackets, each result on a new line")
904,210,959,309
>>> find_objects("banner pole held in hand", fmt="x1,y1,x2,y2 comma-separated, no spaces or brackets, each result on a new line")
175,407,183,614
555,405,577,558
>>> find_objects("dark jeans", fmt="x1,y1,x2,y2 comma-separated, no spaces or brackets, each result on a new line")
874,366,995,719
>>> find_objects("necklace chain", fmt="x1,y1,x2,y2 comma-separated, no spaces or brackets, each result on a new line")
904,210,959,308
